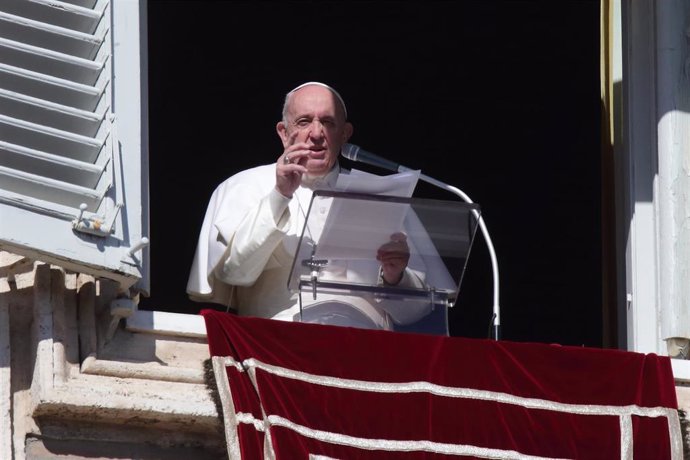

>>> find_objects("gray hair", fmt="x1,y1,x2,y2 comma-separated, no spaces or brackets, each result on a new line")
281,81,348,123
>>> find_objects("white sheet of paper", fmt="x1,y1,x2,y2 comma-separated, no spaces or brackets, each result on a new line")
314,169,421,260
335,168,420,196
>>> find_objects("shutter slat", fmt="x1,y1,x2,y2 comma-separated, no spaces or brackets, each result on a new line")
0,62,105,111
0,37,104,85
0,164,103,210
0,88,106,137
1,0,103,34
0,140,104,188
0,11,104,60
60,0,99,10
0,114,104,163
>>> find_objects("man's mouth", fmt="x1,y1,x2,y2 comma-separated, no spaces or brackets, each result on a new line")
308,147,326,158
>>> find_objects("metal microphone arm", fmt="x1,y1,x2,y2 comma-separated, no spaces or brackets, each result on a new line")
398,166,501,341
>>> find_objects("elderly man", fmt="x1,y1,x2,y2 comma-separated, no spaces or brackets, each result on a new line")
186,82,429,329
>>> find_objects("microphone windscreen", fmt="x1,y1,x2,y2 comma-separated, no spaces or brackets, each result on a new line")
340,143,360,161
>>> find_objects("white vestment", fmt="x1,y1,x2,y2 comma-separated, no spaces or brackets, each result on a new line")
186,163,431,330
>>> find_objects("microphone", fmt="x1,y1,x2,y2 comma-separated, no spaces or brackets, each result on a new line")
340,143,402,173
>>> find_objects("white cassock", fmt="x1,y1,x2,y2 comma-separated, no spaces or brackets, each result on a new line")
186,162,433,330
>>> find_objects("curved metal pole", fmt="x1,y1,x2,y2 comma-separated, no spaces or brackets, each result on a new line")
400,168,501,340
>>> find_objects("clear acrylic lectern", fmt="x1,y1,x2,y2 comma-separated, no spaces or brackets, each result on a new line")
287,190,480,336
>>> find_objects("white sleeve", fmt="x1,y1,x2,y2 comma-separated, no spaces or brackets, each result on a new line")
214,187,291,286
186,171,292,304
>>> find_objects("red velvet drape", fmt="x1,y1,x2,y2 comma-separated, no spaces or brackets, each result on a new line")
202,310,680,459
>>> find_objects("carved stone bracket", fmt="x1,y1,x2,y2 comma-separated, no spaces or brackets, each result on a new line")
1,256,224,458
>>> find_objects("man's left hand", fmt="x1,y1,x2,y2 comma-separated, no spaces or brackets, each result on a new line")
376,232,410,285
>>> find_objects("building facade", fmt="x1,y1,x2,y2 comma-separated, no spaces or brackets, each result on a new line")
1,0,689,457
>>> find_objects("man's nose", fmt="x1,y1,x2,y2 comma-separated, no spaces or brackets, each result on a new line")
308,120,325,139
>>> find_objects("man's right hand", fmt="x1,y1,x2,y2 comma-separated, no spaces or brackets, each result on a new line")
276,130,308,198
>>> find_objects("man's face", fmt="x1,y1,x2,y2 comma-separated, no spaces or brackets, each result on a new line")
278,85,353,177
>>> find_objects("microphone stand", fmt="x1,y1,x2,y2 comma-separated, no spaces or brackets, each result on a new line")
398,167,501,340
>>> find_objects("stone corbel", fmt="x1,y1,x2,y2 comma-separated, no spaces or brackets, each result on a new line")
24,263,222,452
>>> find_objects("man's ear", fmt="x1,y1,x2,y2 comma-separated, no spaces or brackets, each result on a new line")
276,121,289,147
342,122,353,143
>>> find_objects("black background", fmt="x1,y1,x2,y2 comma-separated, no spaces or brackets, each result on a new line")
142,0,603,347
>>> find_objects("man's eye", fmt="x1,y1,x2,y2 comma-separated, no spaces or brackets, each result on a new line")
296,119,311,127
322,120,336,127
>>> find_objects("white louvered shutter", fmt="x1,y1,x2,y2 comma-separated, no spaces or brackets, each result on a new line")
0,0,149,292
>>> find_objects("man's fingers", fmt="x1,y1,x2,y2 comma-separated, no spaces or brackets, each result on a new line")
287,129,299,146
390,232,407,242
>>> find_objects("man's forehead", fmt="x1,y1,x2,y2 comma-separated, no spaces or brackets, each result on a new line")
290,89,338,114
288,81,348,118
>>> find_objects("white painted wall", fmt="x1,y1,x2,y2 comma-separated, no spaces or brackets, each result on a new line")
617,0,690,365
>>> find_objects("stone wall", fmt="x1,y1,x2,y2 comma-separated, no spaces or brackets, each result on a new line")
0,253,225,459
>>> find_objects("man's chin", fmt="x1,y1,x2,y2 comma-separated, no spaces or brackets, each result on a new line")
305,161,331,176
